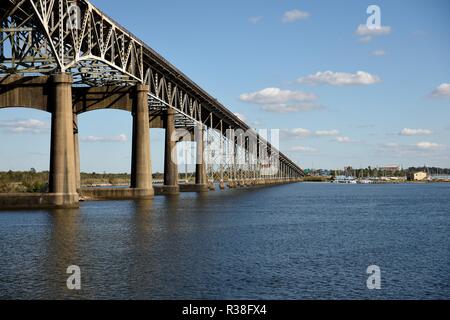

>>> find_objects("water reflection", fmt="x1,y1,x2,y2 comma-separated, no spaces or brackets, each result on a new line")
1,184,449,299
132,199,154,234
45,208,82,299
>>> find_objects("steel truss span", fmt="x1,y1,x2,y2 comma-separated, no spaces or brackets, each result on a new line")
0,0,305,179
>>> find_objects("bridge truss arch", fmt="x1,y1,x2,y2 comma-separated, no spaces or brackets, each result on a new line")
1,0,305,188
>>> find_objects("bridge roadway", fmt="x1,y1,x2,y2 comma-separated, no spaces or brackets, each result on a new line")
0,0,305,208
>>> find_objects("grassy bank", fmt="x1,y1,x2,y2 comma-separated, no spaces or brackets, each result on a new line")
0,171,49,193
302,176,331,182
0,171,132,193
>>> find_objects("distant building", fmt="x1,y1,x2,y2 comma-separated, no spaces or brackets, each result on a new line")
380,165,401,173
318,170,331,177
408,171,427,181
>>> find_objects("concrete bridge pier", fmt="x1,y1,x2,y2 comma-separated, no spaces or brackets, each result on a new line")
160,108,180,195
194,125,208,192
48,73,79,207
130,84,154,198
73,113,81,190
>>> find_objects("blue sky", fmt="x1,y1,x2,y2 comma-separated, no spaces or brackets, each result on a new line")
1,0,449,172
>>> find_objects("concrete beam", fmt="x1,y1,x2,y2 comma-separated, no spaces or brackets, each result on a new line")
0,75,50,112
73,86,133,114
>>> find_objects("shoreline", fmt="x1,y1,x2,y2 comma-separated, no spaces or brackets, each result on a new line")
302,180,450,184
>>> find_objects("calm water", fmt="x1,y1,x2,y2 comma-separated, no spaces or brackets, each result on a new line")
0,183,449,300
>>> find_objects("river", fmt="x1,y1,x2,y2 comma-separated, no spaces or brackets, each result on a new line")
0,183,449,299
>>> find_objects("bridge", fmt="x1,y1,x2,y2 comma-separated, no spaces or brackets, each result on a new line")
0,0,305,208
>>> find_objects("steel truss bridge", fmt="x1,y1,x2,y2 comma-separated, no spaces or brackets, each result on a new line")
0,0,305,208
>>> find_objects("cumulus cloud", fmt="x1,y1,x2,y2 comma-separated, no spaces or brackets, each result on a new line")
289,146,318,153
240,87,320,113
371,49,386,56
381,142,446,154
81,134,128,143
416,142,444,150
384,142,399,148
282,9,310,23
249,16,263,24
261,103,322,113
315,130,340,137
240,88,316,104
431,83,450,98
334,136,352,143
0,119,49,134
282,128,311,138
355,24,392,36
355,24,392,42
399,128,433,136
297,71,381,86
281,128,340,139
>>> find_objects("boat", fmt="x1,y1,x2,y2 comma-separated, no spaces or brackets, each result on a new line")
333,175,358,184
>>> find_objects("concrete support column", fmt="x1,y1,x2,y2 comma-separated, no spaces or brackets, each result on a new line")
162,108,179,195
256,135,261,185
227,129,236,189
49,73,79,207
195,124,208,192
237,135,243,187
130,84,154,197
73,113,81,190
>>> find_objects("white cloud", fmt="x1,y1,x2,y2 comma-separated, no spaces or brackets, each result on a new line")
240,88,316,104
334,136,352,143
371,49,386,56
416,142,444,150
382,141,446,154
249,16,263,24
355,24,392,36
282,128,311,138
240,87,320,113
282,9,310,23
431,83,450,98
289,146,317,153
297,71,381,86
261,103,322,113
234,113,247,122
281,128,340,139
81,134,128,143
400,128,433,136
315,129,340,137
384,142,399,148
355,24,392,42
0,119,49,134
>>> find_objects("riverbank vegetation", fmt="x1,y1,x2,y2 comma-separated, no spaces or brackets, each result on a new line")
1,166,449,193
0,170,134,193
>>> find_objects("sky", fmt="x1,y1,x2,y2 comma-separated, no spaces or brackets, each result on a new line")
1,0,449,173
